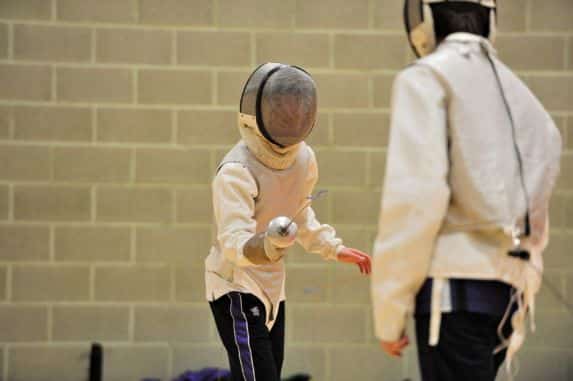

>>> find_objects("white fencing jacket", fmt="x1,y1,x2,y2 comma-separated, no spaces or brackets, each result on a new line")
371,33,562,360
206,123,343,329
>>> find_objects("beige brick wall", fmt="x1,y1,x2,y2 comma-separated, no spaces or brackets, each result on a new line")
0,0,571,380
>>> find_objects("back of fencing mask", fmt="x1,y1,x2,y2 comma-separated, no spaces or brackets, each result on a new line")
239,63,318,148
404,0,497,57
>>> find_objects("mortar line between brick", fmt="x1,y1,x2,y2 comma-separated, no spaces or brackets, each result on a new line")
132,68,138,105
7,59,255,72
171,109,178,145
7,22,13,60
50,0,57,21
49,225,55,262
129,148,136,184
329,33,335,69
0,221,214,229
22,59,573,74
565,37,571,70
170,265,176,304
213,0,220,28
3,345,8,381
171,30,177,66
167,342,174,380
171,188,177,224
0,266,6,302
364,305,370,344
212,70,219,107
0,99,242,111
91,186,96,223
325,346,331,381
525,0,532,32
0,100,426,113
133,0,140,23
128,305,135,341
0,183,383,196
4,341,179,348
90,27,96,64
91,106,98,142
49,146,55,182
0,180,211,189
0,100,244,111
130,226,136,263
8,104,14,139
368,76,375,108
46,304,53,341
8,184,14,222
89,265,95,301
368,0,375,29
6,265,12,302
51,65,57,102
0,300,209,307
0,139,246,150
290,0,297,30
365,151,372,187
3,18,573,36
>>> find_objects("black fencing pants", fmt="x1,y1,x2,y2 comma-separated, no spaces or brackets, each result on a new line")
415,311,513,381
210,292,285,381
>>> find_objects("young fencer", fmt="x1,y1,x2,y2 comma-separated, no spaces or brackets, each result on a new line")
205,63,372,381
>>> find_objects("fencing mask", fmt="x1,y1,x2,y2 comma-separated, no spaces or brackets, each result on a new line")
239,63,318,148
404,0,497,57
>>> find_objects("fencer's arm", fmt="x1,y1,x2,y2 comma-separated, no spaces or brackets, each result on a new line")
294,146,343,261
213,163,275,266
295,205,343,260
371,64,451,342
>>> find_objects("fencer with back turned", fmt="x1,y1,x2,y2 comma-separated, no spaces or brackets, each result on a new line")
371,1,562,380
205,63,371,381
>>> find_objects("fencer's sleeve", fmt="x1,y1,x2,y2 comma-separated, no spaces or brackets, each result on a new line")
213,163,261,267
294,146,344,261
527,112,562,253
371,64,451,342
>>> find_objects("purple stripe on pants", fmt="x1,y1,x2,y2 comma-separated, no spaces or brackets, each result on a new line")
229,293,256,381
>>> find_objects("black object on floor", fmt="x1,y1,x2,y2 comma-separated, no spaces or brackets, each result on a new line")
89,342,103,381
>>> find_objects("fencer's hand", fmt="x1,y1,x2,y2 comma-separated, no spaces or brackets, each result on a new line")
266,216,298,249
337,247,371,275
380,335,410,358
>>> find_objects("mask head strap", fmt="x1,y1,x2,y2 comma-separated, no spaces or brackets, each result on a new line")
254,64,286,147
